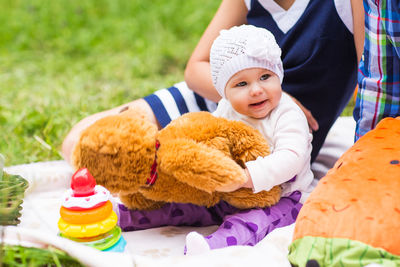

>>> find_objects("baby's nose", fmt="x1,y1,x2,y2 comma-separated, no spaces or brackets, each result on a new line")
250,83,263,95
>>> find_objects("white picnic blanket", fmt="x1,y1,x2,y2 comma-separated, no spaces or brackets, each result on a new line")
1,117,356,267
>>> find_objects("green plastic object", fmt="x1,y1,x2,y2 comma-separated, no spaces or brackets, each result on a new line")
0,155,29,226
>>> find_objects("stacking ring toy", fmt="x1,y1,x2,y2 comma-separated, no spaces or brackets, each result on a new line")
60,200,113,224
62,185,110,210
58,211,117,238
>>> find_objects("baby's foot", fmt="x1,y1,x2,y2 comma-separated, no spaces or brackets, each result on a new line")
185,231,210,255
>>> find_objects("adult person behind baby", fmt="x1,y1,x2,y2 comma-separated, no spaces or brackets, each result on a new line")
62,0,364,167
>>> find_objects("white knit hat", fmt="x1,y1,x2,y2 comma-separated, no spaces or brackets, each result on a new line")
210,25,283,98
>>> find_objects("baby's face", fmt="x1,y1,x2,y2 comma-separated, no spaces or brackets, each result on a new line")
225,68,282,119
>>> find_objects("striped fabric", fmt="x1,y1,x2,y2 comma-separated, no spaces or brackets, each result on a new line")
354,0,400,141
144,82,217,128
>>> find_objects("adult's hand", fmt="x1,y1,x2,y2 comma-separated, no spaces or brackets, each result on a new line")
289,95,319,132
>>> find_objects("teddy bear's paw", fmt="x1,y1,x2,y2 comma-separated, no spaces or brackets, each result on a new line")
185,231,210,256
139,180,221,208
220,186,281,209
119,193,165,210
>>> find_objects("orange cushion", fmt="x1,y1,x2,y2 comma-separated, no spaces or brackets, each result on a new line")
293,117,400,255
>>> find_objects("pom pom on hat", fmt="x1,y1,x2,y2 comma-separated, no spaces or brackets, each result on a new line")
210,25,283,98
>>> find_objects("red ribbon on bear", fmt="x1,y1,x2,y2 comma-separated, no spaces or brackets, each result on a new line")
146,140,160,186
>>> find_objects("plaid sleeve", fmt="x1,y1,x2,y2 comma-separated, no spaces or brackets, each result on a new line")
354,0,400,141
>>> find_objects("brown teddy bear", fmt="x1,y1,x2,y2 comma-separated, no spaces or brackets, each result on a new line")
72,108,281,211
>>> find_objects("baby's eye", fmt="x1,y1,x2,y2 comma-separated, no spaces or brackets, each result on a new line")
260,74,270,80
236,81,247,87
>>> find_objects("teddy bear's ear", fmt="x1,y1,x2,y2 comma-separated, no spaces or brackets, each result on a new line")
71,109,158,194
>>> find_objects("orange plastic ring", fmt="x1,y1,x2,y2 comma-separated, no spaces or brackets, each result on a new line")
60,200,112,224
58,211,117,238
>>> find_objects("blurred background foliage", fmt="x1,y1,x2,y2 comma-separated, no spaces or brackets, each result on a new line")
1,0,220,165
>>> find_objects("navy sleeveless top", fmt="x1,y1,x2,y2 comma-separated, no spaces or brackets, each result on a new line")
247,0,358,162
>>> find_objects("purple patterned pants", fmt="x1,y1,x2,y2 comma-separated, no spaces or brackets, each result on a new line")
118,191,302,250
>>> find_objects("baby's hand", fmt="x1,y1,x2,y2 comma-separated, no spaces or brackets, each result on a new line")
241,168,254,189
215,168,252,192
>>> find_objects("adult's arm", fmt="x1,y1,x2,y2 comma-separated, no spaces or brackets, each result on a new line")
351,0,365,63
184,0,248,102
61,99,157,164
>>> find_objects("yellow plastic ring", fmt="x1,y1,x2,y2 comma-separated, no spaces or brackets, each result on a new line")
60,226,122,251
60,201,112,224
58,211,117,238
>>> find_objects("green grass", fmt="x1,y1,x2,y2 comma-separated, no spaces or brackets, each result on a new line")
1,0,355,166
1,0,220,166
1,244,84,267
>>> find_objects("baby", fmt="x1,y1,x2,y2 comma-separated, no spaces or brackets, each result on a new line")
185,24,315,254
117,25,315,255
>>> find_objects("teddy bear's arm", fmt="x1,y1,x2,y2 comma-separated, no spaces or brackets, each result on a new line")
225,121,271,163
157,138,248,193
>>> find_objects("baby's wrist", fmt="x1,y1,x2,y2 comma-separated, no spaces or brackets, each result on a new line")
243,168,254,189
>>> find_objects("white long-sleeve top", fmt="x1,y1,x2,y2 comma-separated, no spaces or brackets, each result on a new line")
212,93,314,203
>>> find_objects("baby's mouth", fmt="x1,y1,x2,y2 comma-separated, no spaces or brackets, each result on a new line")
250,100,267,107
